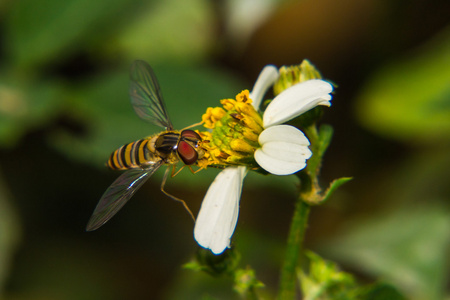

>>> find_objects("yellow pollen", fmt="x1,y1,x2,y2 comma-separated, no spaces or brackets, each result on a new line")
202,107,227,129
211,107,226,119
235,90,252,103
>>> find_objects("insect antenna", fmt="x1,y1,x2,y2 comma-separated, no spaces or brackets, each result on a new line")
180,120,204,131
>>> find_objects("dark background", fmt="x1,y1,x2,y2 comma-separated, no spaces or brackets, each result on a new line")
0,0,449,299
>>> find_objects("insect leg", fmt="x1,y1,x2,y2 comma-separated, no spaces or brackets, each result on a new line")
171,164,186,178
188,165,204,174
161,167,196,222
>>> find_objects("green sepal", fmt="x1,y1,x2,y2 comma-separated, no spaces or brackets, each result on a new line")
290,106,324,129
184,247,240,277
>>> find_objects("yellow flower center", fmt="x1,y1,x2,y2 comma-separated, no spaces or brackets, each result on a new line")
195,60,323,170
197,90,263,169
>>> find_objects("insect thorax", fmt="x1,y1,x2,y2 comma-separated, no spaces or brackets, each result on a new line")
154,132,178,153
151,131,181,164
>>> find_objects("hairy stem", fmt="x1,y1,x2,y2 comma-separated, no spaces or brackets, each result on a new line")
277,197,311,300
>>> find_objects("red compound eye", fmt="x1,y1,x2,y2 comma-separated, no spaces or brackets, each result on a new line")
180,130,201,140
177,141,198,165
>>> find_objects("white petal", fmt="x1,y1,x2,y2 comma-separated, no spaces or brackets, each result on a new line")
249,65,279,109
255,125,312,175
194,166,247,254
258,124,310,146
263,79,333,127
261,141,312,160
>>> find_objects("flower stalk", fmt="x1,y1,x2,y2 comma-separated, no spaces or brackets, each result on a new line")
277,119,351,299
278,197,311,300
277,121,326,300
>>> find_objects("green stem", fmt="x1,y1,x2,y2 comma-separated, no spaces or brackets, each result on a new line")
276,122,330,299
277,197,311,300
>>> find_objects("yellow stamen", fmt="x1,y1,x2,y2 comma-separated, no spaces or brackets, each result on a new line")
230,139,254,153
235,90,252,104
221,98,236,111
197,89,264,169
241,116,263,135
211,107,226,120
242,128,259,142
202,107,227,129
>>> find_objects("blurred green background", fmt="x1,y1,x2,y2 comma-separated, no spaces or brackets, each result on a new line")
0,0,449,299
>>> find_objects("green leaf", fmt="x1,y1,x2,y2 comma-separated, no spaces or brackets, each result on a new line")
0,76,64,147
300,252,407,300
355,27,450,143
115,0,213,63
6,0,146,69
321,177,353,203
320,205,450,300
299,251,359,300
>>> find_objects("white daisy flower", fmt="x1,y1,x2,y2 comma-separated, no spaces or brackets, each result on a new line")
194,64,333,254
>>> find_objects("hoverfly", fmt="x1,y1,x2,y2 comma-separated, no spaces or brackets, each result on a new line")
86,60,205,231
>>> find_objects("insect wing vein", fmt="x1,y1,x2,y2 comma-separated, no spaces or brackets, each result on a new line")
86,161,163,231
129,60,173,130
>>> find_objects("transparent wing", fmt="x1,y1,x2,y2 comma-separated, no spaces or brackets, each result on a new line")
129,60,173,130
86,161,164,231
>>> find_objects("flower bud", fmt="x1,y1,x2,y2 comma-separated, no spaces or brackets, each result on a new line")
273,60,323,96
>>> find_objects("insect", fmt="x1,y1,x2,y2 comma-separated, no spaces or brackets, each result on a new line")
86,60,205,231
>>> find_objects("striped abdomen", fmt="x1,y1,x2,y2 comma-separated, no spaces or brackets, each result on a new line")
107,138,160,170
106,130,203,170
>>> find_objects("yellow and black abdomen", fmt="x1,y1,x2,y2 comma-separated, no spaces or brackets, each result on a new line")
107,138,158,170
106,132,182,170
